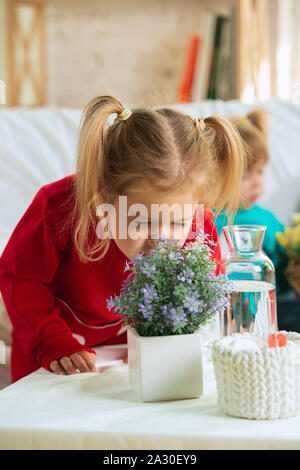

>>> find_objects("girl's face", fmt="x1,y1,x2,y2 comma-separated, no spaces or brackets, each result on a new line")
239,161,265,210
108,189,198,259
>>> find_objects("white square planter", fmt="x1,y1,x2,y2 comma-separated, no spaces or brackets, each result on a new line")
127,326,203,402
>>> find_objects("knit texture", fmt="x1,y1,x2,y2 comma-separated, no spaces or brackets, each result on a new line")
212,331,300,420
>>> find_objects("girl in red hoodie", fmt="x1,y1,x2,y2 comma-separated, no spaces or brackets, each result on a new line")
0,96,246,382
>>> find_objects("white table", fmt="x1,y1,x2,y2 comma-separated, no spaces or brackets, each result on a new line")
0,345,300,450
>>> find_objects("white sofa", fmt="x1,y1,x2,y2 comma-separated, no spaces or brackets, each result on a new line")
1,98,300,389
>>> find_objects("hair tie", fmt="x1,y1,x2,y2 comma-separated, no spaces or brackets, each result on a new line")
239,115,248,123
116,106,132,121
194,117,206,131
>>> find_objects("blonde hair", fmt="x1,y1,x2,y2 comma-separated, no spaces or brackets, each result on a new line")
68,95,248,263
230,109,269,172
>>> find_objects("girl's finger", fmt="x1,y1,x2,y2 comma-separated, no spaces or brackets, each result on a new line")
69,352,91,373
59,356,79,375
79,351,97,372
50,360,67,375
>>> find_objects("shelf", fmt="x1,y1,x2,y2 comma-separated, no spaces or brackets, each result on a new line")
2,0,270,106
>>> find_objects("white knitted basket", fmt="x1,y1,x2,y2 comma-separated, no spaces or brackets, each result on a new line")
212,331,300,420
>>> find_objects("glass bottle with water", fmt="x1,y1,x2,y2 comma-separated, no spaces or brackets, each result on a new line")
220,225,278,336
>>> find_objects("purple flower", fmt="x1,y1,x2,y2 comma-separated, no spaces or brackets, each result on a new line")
183,297,205,314
160,303,187,329
131,253,144,264
138,302,153,320
167,251,183,262
141,284,157,299
141,263,157,278
106,296,115,311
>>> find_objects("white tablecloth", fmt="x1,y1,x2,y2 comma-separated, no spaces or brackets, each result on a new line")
0,346,300,450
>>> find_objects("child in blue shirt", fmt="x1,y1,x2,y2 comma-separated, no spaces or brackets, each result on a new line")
213,109,291,296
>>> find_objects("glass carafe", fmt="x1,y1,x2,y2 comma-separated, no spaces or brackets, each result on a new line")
220,225,278,336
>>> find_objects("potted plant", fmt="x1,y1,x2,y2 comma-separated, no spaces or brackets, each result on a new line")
276,213,300,298
107,232,234,402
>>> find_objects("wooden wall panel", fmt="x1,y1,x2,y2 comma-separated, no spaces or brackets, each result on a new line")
236,0,270,102
6,0,46,106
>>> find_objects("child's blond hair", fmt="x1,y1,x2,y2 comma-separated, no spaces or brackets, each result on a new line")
68,95,248,263
230,109,269,172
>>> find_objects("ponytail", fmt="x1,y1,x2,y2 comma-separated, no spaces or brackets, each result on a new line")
202,116,248,223
72,95,124,263
228,108,269,173
246,108,269,137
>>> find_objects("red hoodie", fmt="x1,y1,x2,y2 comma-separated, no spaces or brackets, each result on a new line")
0,174,223,382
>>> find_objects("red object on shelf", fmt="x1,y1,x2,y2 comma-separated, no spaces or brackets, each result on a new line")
176,35,202,103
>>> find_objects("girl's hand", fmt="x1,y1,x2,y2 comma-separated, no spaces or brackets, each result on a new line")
50,351,97,375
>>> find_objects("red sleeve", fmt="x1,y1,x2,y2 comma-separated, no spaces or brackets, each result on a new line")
203,208,225,276
0,187,96,372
